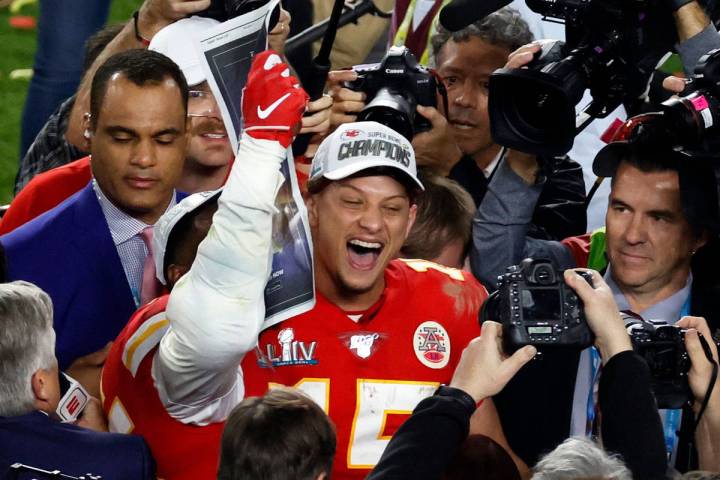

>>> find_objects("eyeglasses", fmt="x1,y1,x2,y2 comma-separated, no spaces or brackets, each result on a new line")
188,90,220,118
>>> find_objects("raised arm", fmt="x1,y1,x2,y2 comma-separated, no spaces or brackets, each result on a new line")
154,51,308,424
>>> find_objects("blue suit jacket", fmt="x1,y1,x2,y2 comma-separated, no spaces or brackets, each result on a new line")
1,182,184,370
0,411,155,479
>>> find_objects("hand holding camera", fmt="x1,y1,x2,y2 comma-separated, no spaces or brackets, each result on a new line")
563,269,632,363
139,0,211,38
327,70,367,130
411,105,463,176
450,322,537,403
676,316,719,411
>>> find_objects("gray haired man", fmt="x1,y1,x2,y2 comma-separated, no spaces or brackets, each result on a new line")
0,281,155,479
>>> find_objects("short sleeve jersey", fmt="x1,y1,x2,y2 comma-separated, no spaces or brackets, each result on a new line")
241,259,487,479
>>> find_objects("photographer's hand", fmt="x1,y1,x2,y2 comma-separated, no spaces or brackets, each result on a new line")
677,315,720,471
327,70,367,131
662,75,688,94
450,321,536,403
505,41,543,70
564,269,632,363
676,316,719,410
412,105,463,176
139,0,211,39
268,8,291,56
299,94,333,158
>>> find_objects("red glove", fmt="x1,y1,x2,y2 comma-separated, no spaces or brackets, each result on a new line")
242,50,309,148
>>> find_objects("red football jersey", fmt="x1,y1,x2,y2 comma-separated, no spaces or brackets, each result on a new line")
242,259,487,479
101,295,225,480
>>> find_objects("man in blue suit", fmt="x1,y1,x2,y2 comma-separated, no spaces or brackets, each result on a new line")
0,281,155,479
1,49,188,395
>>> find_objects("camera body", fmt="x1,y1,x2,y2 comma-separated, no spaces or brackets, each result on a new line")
344,46,438,140
626,322,691,409
480,258,594,353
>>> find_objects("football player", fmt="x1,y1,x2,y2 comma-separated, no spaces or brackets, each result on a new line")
241,121,527,478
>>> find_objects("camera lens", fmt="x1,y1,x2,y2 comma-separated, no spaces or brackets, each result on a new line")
358,87,415,140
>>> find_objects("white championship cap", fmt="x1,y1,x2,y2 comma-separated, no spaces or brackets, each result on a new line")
308,121,424,191
149,16,219,86
153,189,221,285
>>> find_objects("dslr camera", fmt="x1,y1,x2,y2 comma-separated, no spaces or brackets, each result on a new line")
626,321,692,409
344,46,441,140
480,258,594,353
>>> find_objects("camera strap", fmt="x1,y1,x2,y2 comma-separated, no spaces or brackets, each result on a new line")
584,347,603,438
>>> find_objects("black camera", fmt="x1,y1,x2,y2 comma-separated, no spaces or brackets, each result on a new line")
488,0,677,156
344,46,441,140
200,0,280,26
660,48,720,148
480,258,594,353
626,321,691,409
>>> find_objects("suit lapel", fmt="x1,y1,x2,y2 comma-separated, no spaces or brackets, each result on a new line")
68,183,135,307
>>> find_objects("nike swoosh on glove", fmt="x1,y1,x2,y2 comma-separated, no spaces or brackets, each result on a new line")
242,50,309,148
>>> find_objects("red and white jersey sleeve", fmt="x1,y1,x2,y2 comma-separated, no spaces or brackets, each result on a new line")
241,259,488,479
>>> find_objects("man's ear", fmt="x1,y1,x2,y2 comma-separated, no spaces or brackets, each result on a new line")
404,203,418,240
82,112,93,151
693,230,710,255
167,264,190,288
305,194,319,228
31,368,55,413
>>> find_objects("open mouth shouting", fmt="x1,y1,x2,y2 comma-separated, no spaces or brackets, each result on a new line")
347,238,384,271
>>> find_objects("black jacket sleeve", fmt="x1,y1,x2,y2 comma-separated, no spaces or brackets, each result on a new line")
527,155,587,241
366,394,473,480
599,350,667,480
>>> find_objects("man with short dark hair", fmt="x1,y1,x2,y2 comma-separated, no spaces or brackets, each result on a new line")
0,281,155,479
100,49,309,480
218,387,336,480
1,49,189,395
426,8,586,241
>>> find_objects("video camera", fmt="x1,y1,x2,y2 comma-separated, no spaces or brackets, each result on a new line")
344,47,445,141
479,258,595,353
659,48,720,149
488,0,678,157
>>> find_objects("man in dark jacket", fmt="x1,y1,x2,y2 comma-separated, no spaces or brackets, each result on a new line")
0,281,155,479
420,6,587,241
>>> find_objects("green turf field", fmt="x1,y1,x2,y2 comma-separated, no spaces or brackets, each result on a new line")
0,0,140,204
